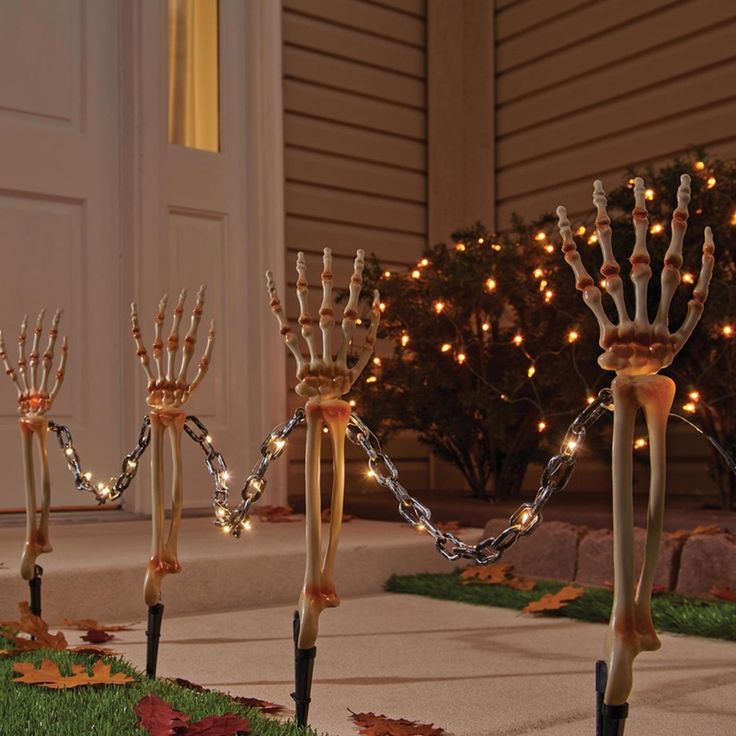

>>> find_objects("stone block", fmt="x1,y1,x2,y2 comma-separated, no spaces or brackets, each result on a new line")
576,527,678,590
482,517,582,581
676,533,736,597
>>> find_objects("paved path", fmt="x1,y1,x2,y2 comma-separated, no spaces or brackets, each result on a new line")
60,593,736,736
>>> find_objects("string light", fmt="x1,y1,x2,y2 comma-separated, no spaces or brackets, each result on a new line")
486,277,497,291
544,289,554,302
513,334,523,346
400,334,410,346
420,258,429,267
323,427,329,434
634,437,648,449
533,268,544,279
373,356,381,366
566,439,577,453
599,279,607,289
241,519,252,531
481,322,490,332
383,270,391,278
689,390,700,402
695,160,706,171
84,472,92,481
722,325,734,338
682,272,694,284
645,188,655,201
456,352,466,364
491,243,502,251
379,302,386,312
216,507,227,518
576,225,586,236
441,343,451,352
539,279,548,290
627,177,635,187
682,401,696,413
349,399,356,407
586,395,595,405
366,376,377,383
222,524,232,534
650,223,664,235
366,469,376,479
537,421,547,432
477,237,485,244
707,176,717,189
587,233,598,245
527,365,536,378
730,211,736,226
411,269,420,279
534,231,546,242
567,330,579,343
456,243,466,251
356,318,362,325
434,301,445,314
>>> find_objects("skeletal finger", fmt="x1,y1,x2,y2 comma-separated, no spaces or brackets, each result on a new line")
296,252,322,371
48,336,68,403
177,284,206,387
0,331,22,396
630,177,652,335
348,290,381,386
131,302,155,386
557,206,616,349
189,319,215,394
673,227,715,353
593,181,631,335
166,288,187,382
267,270,306,375
40,309,62,395
336,249,365,372
654,174,691,338
17,314,29,393
152,294,167,381
319,248,335,369
28,309,45,392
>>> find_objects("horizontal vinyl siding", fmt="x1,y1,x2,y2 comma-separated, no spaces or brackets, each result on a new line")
283,0,428,495
494,0,736,225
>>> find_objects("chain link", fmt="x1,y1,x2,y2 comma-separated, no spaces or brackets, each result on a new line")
187,389,613,560
346,388,613,565
48,417,151,503
184,408,306,537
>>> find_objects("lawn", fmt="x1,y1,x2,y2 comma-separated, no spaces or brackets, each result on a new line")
0,644,319,736
386,570,736,641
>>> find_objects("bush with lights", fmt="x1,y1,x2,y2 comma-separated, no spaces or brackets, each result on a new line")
349,222,601,501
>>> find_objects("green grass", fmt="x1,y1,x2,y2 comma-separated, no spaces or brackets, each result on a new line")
0,644,320,736
385,570,736,641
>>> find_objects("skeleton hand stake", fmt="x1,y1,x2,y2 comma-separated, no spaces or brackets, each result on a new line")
130,287,214,607
557,175,714,710
1,310,67,581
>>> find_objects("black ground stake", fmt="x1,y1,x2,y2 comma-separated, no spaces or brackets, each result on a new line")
291,610,317,728
29,564,43,618
146,603,165,678
596,659,629,735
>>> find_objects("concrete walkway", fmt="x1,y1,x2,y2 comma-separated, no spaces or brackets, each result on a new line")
55,593,736,736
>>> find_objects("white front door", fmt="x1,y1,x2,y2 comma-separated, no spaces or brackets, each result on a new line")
0,0,121,510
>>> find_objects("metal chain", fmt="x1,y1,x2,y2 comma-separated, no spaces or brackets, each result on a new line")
184,408,306,537
48,417,151,503
187,389,613,559
346,387,613,565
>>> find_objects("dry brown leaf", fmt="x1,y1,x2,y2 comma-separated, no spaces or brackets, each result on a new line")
13,657,134,689
82,629,115,643
170,677,286,715
435,520,461,533
522,585,585,614
460,564,513,585
0,602,67,651
251,505,300,523
136,693,250,735
711,585,736,602
505,576,537,592
62,618,137,632
349,710,445,736
321,508,356,523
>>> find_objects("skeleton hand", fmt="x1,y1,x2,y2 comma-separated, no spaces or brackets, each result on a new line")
557,176,715,375
0,309,67,580
130,286,215,409
0,309,67,417
266,248,381,400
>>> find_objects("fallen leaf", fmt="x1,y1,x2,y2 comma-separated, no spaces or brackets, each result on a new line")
711,585,736,602
82,629,115,644
70,645,119,657
0,602,67,651
349,710,445,736
251,505,300,523
505,576,537,592
670,524,722,541
460,564,513,585
62,618,137,632
522,585,586,614
13,658,134,689
170,676,209,693
170,677,286,716
435,520,461,533
184,714,250,735
136,694,190,735
321,508,356,523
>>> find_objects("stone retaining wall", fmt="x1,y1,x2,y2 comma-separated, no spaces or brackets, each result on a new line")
482,518,736,597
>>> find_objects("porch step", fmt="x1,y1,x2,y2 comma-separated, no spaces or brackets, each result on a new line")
0,516,475,624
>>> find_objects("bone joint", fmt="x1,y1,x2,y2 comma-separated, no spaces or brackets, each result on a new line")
557,177,715,705
266,249,381,648
130,286,214,606
0,309,66,581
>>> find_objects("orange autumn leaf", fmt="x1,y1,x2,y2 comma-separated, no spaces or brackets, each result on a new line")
62,618,137,632
0,602,67,651
251,505,300,522
12,658,134,689
522,585,585,614
435,520,461,533
349,710,445,736
504,576,537,592
711,585,736,602
670,524,723,541
460,564,513,585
